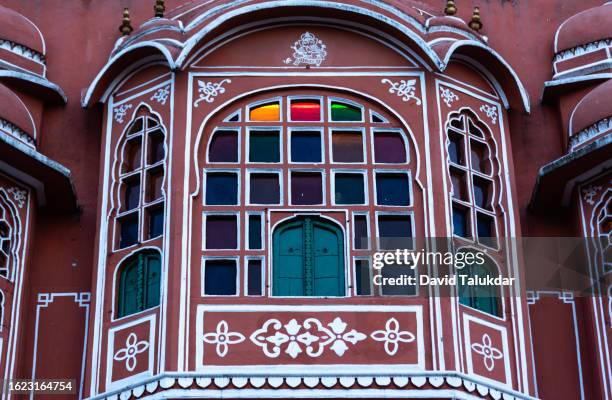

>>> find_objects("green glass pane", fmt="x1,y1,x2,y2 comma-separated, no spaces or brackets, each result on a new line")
331,102,362,121
145,255,161,309
249,130,280,162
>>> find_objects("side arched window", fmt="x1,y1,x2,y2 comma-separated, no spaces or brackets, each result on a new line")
115,112,166,249
457,250,501,317
117,251,161,318
446,112,498,248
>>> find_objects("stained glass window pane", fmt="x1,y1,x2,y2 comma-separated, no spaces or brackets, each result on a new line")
452,204,470,238
353,214,368,249
205,215,238,249
119,213,139,248
473,176,492,210
147,205,164,239
291,172,323,205
123,176,140,211
290,100,321,121
248,215,262,249
450,167,469,202
291,131,322,162
477,212,496,247
206,172,238,205
247,259,263,296
375,173,410,206
374,132,406,163
249,130,280,163
334,173,365,204
377,215,413,250
146,167,163,203
331,131,363,162
470,139,490,174
330,101,362,121
204,260,237,295
448,131,465,165
249,173,280,204
249,102,280,121
354,259,372,296
148,130,164,164
123,138,142,173
380,263,416,295
209,130,238,163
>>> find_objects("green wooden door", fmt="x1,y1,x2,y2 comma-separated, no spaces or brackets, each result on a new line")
273,216,345,296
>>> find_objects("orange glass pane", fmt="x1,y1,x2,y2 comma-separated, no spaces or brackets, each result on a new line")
249,102,280,121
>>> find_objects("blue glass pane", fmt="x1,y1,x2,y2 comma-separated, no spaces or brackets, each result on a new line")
452,205,469,237
119,214,138,248
291,131,322,162
249,130,280,162
376,173,410,206
206,173,238,205
204,260,237,295
353,215,368,249
205,215,237,249
248,215,262,249
247,259,263,296
377,215,413,250
334,173,365,204
148,206,164,239
477,213,496,247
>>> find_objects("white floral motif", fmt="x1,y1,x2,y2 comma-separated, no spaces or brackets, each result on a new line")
113,333,149,372
283,32,327,67
6,187,26,208
583,185,603,205
194,79,231,107
370,318,415,356
250,317,366,358
471,333,503,371
150,86,170,105
381,79,422,105
480,105,498,125
440,87,459,107
202,320,245,357
113,104,133,123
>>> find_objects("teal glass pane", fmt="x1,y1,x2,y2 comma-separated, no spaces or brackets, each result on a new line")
145,255,161,309
334,173,365,204
452,205,469,237
376,173,410,206
248,215,262,249
119,260,139,317
206,172,238,205
249,130,280,162
331,101,362,121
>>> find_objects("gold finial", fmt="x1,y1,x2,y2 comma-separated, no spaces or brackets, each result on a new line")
444,0,457,16
469,6,483,31
119,8,134,36
154,0,166,18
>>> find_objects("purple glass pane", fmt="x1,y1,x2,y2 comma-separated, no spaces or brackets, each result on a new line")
291,172,322,205
209,130,238,162
353,215,368,249
206,215,237,249
374,132,406,163
250,173,280,204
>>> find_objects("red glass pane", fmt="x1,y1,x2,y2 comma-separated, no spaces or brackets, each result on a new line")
290,100,320,121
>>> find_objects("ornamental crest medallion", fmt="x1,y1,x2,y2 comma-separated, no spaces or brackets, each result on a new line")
284,32,327,67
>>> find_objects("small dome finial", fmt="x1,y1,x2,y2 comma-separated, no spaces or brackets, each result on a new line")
469,6,483,31
154,0,166,18
119,8,134,36
444,0,457,16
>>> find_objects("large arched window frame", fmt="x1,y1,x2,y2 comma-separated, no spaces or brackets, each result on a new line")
113,109,167,250
199,90,418,297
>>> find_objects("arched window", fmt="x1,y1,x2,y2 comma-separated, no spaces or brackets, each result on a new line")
446,111,498,248
115,111,166,249
457,250,501,316
200,92,416,297
117,250,161,318
273,216,345,296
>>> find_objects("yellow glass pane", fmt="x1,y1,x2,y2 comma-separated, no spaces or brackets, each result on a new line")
249,102,280,121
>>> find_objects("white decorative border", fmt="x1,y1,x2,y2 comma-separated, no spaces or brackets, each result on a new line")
463,314,511,388
106,314,156,391
195,304,424,372
31,292,90,400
